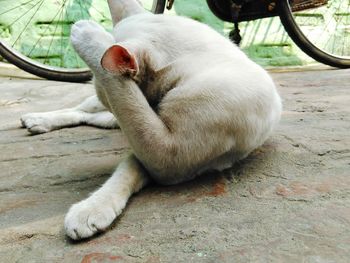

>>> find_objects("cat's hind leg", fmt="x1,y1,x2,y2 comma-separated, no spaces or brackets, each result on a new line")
108,0,147,26
21,95,119,134
64,154,149,240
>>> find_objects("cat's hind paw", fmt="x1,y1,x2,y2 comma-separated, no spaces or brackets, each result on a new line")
21,113,54,134
64,200,117,240
70,20,114,66
70,20,104,47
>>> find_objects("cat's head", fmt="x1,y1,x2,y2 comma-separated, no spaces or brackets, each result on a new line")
100,45,138,77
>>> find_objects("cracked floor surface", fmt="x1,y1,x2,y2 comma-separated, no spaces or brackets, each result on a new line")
0,69,349,262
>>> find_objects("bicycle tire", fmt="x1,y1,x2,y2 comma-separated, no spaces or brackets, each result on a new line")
0,0,166,82
278,0,350,68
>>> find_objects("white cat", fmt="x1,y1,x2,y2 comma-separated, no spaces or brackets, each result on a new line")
21,0,282,240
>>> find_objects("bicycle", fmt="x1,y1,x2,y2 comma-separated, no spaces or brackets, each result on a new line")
0,0,349,83
0,0,165,82
209,0,350,69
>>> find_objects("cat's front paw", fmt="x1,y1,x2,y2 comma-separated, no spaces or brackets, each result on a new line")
21,112,54,134
64,199,117,240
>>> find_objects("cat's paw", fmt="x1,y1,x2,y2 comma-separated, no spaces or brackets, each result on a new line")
20,112,55,134
70,20,113,62
71,20,104,46
64,199,118,240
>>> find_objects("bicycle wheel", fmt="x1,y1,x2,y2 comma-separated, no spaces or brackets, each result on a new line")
278,0,350,68
0,0,166,82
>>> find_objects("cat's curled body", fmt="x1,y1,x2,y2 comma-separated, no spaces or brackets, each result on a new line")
21,0,282,240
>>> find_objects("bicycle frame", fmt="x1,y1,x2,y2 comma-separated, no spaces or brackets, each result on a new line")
232,0,328,22
166,0,328,23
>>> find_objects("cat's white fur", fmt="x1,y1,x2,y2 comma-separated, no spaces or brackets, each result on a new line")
21,0,282,240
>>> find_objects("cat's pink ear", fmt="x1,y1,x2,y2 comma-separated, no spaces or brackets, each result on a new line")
101,45,138,75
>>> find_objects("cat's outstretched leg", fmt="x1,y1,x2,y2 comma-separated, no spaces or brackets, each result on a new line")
21,95,118,134
64,154,149,240
21,21,120,135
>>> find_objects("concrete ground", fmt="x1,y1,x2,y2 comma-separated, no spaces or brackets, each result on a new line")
0,68,349,263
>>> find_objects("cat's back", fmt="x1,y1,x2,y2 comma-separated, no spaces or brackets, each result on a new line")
113,13,241,58
114,13,222,41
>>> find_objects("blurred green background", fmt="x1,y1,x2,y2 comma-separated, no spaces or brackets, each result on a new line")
0,0,345,69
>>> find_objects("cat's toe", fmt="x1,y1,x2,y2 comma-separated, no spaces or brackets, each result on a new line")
73,20,102,31
70,21,88,47
20,113,52,134
70,24,83,48
64,200,117,240
20,117,26,128
70,20,104,46
20,113,32,128
28,125,50,134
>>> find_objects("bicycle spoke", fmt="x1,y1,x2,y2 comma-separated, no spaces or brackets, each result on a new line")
327,1,343,55
62,0,82,68
44,0,67,64
293,0,349,59
27,0,69,57
0,0,37,16
261,18,274,43
11,0,45,48
342,3,350,56
8,0,42,27
77,0,89,20
60,0,64,67
90,4,110,21
77,0,85,20
0,0,161,80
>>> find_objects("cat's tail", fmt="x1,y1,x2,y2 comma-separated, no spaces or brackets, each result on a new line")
108,0,148,26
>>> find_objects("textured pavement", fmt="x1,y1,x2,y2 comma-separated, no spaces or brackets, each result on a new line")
0,69,349,262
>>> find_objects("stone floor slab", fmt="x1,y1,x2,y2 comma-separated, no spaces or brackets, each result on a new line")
0,69,349,262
